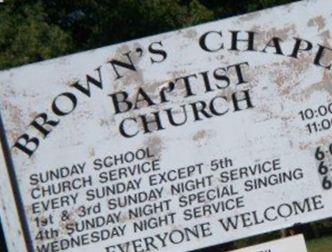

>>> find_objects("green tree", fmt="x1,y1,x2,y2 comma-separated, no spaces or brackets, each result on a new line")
0,1,72,69
42,0,214,49
0,0,299,70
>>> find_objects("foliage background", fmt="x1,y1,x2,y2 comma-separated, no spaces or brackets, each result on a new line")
0,0,297,70
1,0,332,251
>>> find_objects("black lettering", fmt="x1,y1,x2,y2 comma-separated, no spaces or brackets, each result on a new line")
13,134,39,157
30,113,59,137
289,38,313,58
199,31,224,52
119,118,139,138
149,41,167,64
71,67,103,97
109,91,132,114
314,44,332,69
230,31,255,51
52,92,77,116
261,37,284,55
108,51,136,79
232,90,254,111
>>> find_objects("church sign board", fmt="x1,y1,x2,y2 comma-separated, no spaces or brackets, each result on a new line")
1,0,332,251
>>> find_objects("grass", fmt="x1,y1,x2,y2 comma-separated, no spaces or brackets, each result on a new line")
307,235,332,252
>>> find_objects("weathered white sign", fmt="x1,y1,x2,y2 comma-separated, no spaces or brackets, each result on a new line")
229,234,307,252
1,0,332,251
